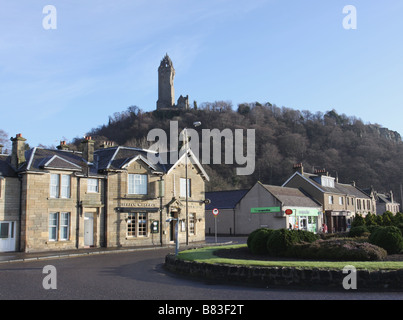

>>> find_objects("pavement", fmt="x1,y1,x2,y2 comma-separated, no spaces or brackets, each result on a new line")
0,236,247,264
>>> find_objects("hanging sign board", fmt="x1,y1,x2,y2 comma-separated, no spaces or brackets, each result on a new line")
285,209,293,215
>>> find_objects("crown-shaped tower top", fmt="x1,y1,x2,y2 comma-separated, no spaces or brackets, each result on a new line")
159,54,174,69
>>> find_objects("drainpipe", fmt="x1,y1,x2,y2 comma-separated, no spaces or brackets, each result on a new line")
233,208,236,236
17,174,23,252
76,175,80,249
103,174,108,248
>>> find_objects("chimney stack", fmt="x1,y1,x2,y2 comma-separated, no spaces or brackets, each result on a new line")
0,144,3,154
100,141,115,149
57,141,69,151
81,136,94,163
314,168,328,176
10,133,26,169
293,163,303,175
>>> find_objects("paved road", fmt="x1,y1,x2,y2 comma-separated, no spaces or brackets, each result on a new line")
0,243,402,301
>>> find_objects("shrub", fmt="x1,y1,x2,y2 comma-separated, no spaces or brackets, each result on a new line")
369,226,403,254
266,229,318,257
290,239,387,261
249,228,273,255
352,214,365,227
296,229,319,243
367,225,383,234
349,226,369,238
247,228,266,250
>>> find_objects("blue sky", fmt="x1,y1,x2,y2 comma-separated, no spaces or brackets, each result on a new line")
1,0,403,148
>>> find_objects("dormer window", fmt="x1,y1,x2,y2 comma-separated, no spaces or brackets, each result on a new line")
321,176,335,188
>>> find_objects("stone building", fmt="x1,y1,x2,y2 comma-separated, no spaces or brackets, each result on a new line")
205,182,322,235
283,163,375,233
156,54,189,110
0,134,209,253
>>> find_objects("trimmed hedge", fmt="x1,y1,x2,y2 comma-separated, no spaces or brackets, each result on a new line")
289,239,387,261
369,226,403,254
265,229,319,257
248,228,274,255
349,225,370,237
247,228,388,261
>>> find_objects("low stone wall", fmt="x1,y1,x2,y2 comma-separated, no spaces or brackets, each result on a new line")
164,254,403,291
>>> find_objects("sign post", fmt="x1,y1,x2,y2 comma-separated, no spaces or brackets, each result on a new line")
212,208,219,243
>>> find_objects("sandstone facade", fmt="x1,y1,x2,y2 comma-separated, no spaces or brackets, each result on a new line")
0,135,208,253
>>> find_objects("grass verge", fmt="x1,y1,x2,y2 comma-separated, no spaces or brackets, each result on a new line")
177,244,403,271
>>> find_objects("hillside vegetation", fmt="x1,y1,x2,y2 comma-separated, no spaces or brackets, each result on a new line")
68,102,403,198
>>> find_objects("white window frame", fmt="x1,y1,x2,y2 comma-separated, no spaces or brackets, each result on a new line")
87,178,99,193
49,212,70,241
61,175,70,198
180,178,191,198
128,174,148,195
50,174,71,199
339,197,344,205
328,195,334,205
50,174,60,198
49,212,59,241
60,212,70,241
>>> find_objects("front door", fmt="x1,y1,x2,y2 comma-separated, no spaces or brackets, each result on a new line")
0,221,16,252
169,212,177,242
84,213,94,247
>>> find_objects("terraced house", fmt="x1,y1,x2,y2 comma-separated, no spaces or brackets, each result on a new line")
0,134,209,253
283,163,375,233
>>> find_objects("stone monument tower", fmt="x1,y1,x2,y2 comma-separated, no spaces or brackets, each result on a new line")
157,54,175,110
156,54,189,110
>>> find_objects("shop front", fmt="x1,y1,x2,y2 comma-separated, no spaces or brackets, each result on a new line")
325,211,352,233
285,207,322,234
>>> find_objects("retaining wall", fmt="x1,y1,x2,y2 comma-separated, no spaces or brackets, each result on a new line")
164,254,403,291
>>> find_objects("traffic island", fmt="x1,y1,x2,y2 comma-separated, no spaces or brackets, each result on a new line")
164,245,403,291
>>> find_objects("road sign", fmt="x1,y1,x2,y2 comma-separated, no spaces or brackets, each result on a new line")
212,208,219,216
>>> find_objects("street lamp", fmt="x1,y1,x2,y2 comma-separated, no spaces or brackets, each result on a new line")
184,121,201,246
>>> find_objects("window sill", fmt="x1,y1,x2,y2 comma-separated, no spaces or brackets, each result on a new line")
125,236,149,240
45,240,72,245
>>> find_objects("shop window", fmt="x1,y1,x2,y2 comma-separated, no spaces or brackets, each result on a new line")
127,212,148,237
189,213,196,235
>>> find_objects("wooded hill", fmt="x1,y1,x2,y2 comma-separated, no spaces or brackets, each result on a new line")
70,102,403,201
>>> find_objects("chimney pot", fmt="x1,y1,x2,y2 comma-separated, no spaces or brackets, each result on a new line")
57,141,69,151
293,163,303,174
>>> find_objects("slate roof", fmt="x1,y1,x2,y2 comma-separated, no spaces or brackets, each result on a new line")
94,146,209,180
205,189,249,210
0,155,17,177
286,171,370,199
21,147,100,176
334,183,370,199
260,184,321,208
0,144,209,182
